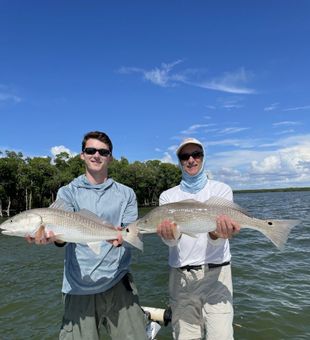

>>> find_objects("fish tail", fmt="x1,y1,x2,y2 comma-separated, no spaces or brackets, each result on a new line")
123,223,144,251
261,219,300,250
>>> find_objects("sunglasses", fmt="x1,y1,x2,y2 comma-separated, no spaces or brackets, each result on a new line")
83,147,111,157
178,150,204,161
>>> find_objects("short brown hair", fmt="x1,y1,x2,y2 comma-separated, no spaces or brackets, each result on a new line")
82,131,113,154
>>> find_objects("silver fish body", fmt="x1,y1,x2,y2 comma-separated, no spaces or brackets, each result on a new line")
0,207,143,252
134,197,300,250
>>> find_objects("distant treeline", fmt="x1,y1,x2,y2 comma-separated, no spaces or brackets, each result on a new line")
234,187,310,194
0,150,181,216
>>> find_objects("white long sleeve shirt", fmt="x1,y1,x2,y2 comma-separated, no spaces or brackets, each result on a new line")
159,180,233,268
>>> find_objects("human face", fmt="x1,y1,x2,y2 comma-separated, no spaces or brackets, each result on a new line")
178,143,204,176
80,138,112,175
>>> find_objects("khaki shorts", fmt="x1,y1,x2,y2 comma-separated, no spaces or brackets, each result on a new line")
59,273,147,340
169,264,234,340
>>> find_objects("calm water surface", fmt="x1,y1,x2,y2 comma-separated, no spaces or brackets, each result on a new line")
0,191,309,339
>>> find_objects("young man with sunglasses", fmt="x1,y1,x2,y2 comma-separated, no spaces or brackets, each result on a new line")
157,138,240,340
28,131,147,340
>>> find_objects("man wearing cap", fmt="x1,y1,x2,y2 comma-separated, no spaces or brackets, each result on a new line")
157,138,240,340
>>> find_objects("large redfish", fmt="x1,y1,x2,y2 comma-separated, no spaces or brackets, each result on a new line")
133,197,300,250
0,201,143,253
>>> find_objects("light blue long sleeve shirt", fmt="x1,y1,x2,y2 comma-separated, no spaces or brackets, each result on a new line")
56,175,138,295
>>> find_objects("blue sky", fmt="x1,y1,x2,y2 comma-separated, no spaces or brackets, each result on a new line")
1,1,310,190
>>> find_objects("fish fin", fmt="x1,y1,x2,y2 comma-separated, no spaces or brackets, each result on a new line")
75,210,115,229
178,199,200,203
87,242,102,255
49,200,114,228
49,199,71,211
259,219,300,250
205,197,251,216
122,223,144,251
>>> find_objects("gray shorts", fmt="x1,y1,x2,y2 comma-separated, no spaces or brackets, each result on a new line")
170,264,234,340
59,273,147,340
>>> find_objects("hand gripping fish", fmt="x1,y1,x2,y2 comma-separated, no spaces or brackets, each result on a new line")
0,200,143,253
131,197,300,250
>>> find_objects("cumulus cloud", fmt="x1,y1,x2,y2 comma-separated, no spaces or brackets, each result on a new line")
251,145,310,174
50,145,77,158
160,152,174,164
207,135,310,189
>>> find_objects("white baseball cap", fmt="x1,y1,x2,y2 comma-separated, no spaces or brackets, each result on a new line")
176,138,204,156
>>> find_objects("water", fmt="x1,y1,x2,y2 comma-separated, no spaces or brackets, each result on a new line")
0,191,309,339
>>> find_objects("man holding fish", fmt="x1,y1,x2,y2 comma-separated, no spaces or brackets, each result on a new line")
157,138,240,340
27,131,147,340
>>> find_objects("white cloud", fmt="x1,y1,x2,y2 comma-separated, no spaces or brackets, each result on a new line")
218,127,250,135
194,82,254,94
160,152,174,164
264,103,279,111
207,134,310,189
222,103,243,109
119,62,256,94
180,123,215,135
188,68,256,94
273,121,301,127
283,105,310,111
168,145,178,152
251,145,310,174
0,92,21,103
275,129,296,135
50,145,77,158
119,60,183,87
207,138,256,148
251,155,282,174
144,60,184,87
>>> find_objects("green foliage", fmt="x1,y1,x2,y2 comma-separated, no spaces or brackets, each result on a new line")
0,151,181,213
